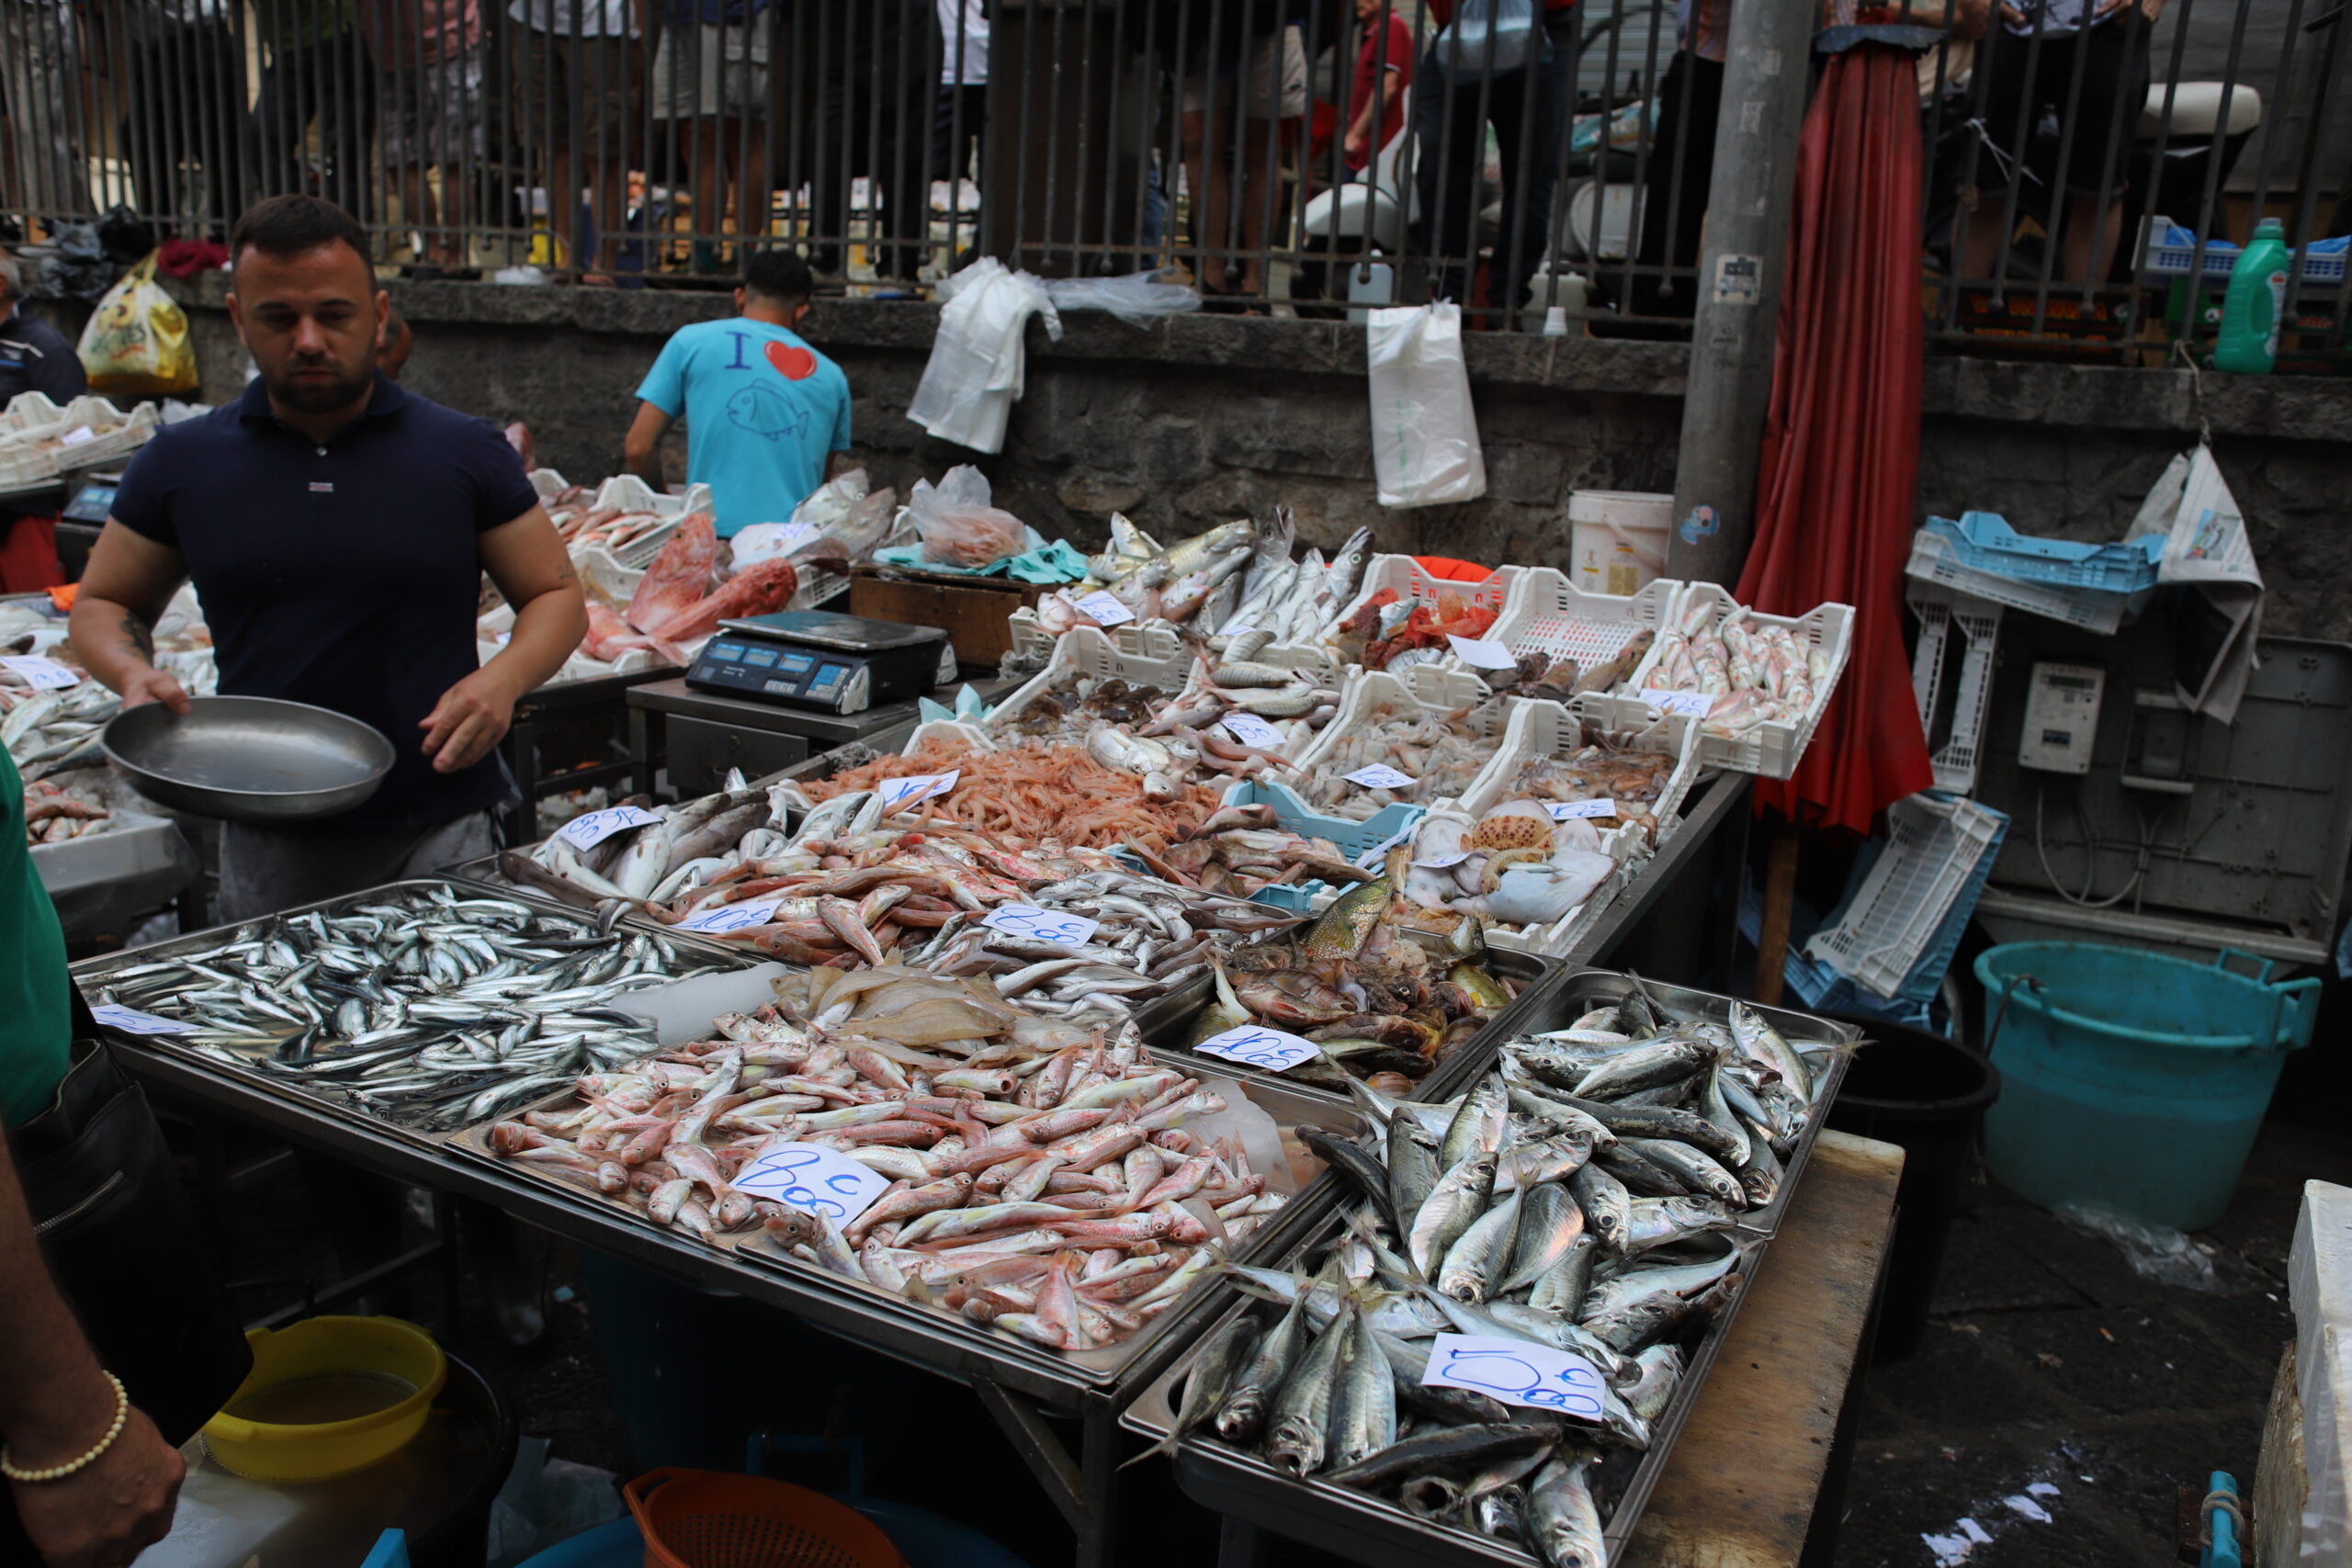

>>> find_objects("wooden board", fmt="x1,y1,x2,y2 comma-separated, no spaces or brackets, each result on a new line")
1624,1127,1905,1568
850,563,1045,670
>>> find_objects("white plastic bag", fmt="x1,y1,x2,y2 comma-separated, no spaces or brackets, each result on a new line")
1366,302,1487,508
909,465,1029,569
908,258,1059,454
1043,270,1202,328
1435,0,1537,79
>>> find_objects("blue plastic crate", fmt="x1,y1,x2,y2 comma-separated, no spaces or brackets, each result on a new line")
1736,887,1940,1034
1923,513,2165,595
2144,221,2348,287
1222,778,1423,915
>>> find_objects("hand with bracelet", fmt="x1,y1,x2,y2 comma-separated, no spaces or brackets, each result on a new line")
1,1135,185,1567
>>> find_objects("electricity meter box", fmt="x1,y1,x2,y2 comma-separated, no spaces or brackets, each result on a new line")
1970,600,2352,966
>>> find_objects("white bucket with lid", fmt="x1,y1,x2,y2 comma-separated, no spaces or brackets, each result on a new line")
1567,491,1671,597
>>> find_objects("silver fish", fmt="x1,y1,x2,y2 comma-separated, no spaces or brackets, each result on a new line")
1263,1304,1353,1475
1325,1306,1397,1472
1528,1458,1609,1568
1408,1151,1499,1279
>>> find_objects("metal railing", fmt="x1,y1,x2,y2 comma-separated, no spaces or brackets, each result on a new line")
0,0,2342,356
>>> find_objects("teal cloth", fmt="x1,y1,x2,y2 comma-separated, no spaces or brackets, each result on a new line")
874,533,1090,584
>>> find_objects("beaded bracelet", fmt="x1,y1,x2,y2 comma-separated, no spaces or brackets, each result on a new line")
1,1372,129,1483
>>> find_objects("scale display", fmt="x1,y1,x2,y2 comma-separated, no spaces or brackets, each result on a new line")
684,609,950,715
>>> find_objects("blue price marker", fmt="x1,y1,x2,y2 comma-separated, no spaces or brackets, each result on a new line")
678,897,786,934
558,804,661,850
730,1142,892,1223
981,904,1099,949
1193,1025,1320,1074
878,771,960,812
1421,1334,1609,1421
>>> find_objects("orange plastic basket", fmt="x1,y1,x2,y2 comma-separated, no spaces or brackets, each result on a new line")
622,1468,907,1568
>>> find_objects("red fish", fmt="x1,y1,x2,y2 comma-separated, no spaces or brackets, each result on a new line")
626,513,718,634
649,558,800,643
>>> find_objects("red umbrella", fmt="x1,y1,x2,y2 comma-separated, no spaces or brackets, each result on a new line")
1738,37,1933,834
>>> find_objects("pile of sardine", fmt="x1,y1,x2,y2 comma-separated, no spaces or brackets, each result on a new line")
92,885,730,1131
508,773,787,908
487,979,1288,1354
905,863,1300,1019
1137,985,1840,1567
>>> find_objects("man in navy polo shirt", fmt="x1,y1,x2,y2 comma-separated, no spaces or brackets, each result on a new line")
69,195,588,919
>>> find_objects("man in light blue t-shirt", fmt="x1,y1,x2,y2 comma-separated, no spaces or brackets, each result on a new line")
624,250,853,536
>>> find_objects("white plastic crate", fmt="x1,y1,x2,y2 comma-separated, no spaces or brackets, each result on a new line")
1487,567,1684,682
1407,796,1647,961
1606,582,1857,780
528,467,574,501
1460,695,1702,852
1327,554,1520,669
0,391,67,435
0,397,159,486
1804,792,2006,998
903,624,1196,755
1905,529,2129,634
1283,664,1509,814
1006,606,1186,671
1907,581,2003,795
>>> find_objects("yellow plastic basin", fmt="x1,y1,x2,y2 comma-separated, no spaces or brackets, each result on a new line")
201,1315,447,1483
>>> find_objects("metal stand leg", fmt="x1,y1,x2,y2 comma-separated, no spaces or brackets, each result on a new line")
971,1377,1122,1568
503,710,541,845
1216,1517,1268,1568
630,707,658,801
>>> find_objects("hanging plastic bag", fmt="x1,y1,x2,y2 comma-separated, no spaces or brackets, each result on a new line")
909,465,1031,569
1042,270,1202,328
907,258,1058,454
1435,0,1537,80
1366,302,1487,508
77,253,198,397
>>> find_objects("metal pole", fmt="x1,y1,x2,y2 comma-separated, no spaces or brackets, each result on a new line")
1663,0,1815,588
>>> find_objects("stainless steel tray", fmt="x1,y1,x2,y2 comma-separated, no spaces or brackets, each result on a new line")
1509,970,1855,1240
69,878,761,1150
1119,1210,1770,1566
449,1066,1365,1393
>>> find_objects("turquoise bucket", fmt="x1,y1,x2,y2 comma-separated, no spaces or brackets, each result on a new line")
1973,943,2319,1232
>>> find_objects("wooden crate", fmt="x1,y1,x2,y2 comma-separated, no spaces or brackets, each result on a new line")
847,563,1046,671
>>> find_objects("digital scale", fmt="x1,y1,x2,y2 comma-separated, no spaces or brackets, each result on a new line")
684,609,956,715
62,477,121,524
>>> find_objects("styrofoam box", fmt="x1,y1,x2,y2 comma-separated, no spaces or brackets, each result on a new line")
0,397,161,487
1486,566,1684,682
1604,582,1857,780
903,624,1196,756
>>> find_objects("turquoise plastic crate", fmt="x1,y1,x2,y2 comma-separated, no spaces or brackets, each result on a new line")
1223,778,1423,915
1923,513,2164,594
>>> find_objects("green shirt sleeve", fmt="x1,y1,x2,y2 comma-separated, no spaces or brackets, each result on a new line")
1,749,74,1129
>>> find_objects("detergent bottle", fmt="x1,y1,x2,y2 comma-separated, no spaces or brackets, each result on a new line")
2214,218,2290,373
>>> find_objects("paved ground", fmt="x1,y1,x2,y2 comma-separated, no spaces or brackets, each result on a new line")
202,1109,2349,1567
1831,1119,2349,1568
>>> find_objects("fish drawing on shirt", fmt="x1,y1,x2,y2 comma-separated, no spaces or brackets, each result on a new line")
726,382,808,445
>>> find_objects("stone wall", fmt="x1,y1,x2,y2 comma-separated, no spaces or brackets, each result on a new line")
169,276,2352,639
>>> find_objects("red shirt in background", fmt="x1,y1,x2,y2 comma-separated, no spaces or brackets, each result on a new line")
1349,13,1416,169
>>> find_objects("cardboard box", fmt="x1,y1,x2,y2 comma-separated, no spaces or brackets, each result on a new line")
849,563,1046,671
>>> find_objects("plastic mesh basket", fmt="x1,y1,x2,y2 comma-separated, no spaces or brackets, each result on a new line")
1804,792,2008,999
1487,567,1683,675
1906,583,2003,795
623,1468,905,1568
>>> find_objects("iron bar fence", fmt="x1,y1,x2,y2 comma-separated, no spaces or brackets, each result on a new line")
0,0,2342,357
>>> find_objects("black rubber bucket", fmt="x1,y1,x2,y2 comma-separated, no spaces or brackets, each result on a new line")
1823,1014,2002,1364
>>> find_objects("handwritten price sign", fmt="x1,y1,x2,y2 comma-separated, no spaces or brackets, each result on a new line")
557,804,662,850
981,904,1099,949
1448,635,1518,671
878,772,959,812
1639,689,1714,718
1344,764,1414,791
1193,1025,1320,1075
0,656,78,690
1422,1334,1609,1421
1219,713,1285,750
731,1142,892,1222
89,1003,198,1036
677,897,786,934
1074,591,1135,627
1354,825,1415,870
1548,799,1619,821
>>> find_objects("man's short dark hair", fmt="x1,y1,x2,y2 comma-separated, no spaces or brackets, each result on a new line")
228,195,371,276
742,249,814,306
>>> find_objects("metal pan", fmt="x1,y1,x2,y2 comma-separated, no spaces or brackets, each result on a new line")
450,1066,1364,1393
69,878,760,1149
102,695,395,820
1119,1211,1770,1567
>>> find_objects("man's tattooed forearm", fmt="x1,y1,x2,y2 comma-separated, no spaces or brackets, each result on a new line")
118,611,153,661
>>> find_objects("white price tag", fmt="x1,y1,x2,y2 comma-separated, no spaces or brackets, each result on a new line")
1074,591,1135,627
1639,688,1713,717
0,655,79,690
731,1141,894,1223
1344,765,1414,791
1218,713,1284,750
1193,1025,1321,1074
1415,851,1472,870
1422,1334,1611,1419
1448,635,1518,671
89,1003,197,1035
981,903,1100,949
557,804,662,850
877,771,959,811
1547,799,1619,821
59,424,96,447
677,896,787,934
